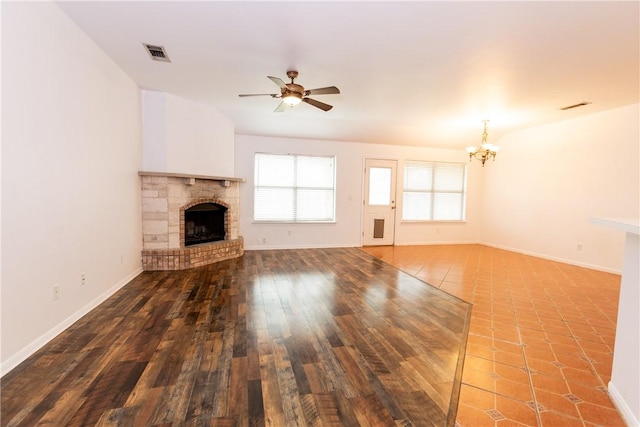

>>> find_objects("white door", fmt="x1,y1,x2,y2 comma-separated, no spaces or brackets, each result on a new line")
363,159,397,246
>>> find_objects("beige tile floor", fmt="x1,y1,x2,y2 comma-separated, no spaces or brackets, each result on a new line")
361,244,626,427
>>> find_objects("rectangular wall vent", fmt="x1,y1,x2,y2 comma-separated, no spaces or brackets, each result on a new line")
143,43,171,63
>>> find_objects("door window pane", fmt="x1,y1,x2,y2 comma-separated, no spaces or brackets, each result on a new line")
369,167,391,206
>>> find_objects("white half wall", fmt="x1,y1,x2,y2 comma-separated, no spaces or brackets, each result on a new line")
234,135,484,249
142,90,235,177
481,104,640,272
1,2,143,373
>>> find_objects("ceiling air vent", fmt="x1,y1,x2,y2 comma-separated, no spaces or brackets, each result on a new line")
143,43,171,63
560,101,591,111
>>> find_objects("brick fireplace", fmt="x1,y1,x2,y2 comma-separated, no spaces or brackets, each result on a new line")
139,172,244,270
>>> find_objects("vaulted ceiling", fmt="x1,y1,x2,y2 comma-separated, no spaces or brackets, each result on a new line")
57,1,639,148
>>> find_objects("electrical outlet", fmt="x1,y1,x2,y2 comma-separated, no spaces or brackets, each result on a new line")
577,243,583,252
53,285,60,301
81,273,86,286
261,237,267,244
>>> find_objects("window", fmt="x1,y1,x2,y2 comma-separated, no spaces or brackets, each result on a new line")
402,161,467,221
254,153,336,222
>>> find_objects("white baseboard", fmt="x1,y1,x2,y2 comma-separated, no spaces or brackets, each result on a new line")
609,381,640,427
244,243,360,251
482,242,622,275
245,241,480,250
0,268,143,377
393,240,480,246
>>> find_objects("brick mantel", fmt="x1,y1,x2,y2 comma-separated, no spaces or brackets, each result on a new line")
139,171,244,270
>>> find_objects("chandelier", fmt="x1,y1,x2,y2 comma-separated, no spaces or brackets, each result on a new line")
466,120,500,166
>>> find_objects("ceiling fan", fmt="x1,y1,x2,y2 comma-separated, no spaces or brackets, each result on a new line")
239,70,340,112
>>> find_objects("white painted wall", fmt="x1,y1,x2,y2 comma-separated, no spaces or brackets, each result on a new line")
234,135,484,249
610,230,640,426
1,2,143,373
142,90,235,177
0,2,4,376
481,104,640,272
142,91,167,173
591,219,640,426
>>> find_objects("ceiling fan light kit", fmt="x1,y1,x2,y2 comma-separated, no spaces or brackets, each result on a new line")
466,120,500,167
282,92,302,106
239,70,340,112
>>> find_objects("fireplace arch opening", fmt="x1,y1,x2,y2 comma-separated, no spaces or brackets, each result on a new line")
184,202,227,246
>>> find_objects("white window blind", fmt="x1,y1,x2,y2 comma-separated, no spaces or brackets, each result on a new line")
254,153,336,222
402,161,467,221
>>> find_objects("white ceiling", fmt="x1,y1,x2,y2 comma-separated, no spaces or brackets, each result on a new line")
57,1,639,148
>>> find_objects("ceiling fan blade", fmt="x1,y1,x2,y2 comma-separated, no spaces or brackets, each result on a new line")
274,101,288,113
238,93,278,97
267,76,287,89
302,98,333,111
305,86,340,96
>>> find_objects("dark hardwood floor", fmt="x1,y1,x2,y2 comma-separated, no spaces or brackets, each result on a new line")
1,248,471,426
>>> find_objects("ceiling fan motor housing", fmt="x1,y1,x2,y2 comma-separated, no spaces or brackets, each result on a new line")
285,83,304,98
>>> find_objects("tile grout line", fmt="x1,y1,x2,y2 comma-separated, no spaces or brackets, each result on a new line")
557,298,616,427
513,288,544,427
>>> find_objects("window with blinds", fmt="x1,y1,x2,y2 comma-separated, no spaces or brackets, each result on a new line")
402,161,467,221
254,153,336,222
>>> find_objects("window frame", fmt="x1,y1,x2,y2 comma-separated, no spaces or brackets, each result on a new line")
253,152,337,223
401,160,467,222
